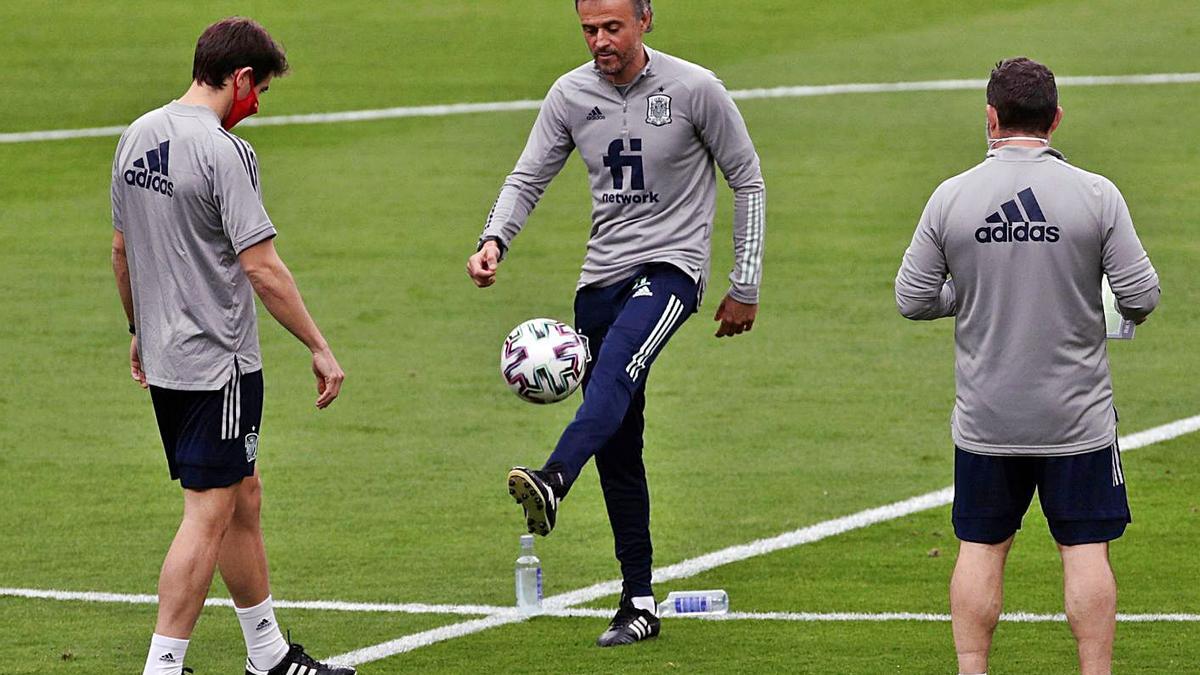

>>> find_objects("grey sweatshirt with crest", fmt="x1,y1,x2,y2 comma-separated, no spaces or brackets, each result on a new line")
479,46,766,303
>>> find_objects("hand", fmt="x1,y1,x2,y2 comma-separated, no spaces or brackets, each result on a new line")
312,347,345,409
467,241,502,288
130,336,148,389
714,295,758,338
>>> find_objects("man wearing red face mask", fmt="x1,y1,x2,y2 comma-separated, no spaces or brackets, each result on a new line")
111,17,352,675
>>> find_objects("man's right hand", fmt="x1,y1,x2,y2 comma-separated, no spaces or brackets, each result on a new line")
312,347,345,409
130,336,148,389
467,241,502,288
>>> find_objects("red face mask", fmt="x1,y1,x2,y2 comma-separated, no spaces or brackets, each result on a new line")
222,70,259,130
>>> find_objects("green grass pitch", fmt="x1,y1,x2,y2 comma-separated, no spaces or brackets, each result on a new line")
1,0,1198,672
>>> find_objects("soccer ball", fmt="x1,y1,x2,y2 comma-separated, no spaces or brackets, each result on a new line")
501,318,590,404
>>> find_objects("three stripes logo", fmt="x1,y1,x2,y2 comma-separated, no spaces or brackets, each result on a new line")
158,653,177,663
976,187,1060,244
124,140,174,197
585,106,606,121
626,293,683,383
627,616,653,640
218,128,261,193
1110,442,1125,487
221,368,242,441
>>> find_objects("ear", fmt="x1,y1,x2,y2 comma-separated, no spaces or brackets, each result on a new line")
1048,106,1063,134
232,67,255,97
986,105,1000,135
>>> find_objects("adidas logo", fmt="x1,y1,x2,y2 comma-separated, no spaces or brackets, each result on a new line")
159,652,177,663
123,140,174,197
255,618,272,631
586,106,606,121
631,277,653,298
976,187,1060,244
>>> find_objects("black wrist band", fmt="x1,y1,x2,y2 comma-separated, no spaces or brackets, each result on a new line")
128,323,136,336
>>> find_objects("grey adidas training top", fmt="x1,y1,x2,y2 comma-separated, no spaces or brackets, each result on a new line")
112,102,275,390
479,46,766,303
896,145,1160,456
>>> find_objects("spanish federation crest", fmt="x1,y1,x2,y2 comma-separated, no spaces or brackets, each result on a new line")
244,432,259,463
646,94,672,126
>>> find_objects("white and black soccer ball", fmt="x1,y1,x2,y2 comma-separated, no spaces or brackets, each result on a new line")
500,318,590,404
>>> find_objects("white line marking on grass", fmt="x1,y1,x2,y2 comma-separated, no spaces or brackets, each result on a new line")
327,414,1200,666
322,613,525,665
678,611,1200,623
0,587,500,617
536,610,1200,623
3,72,1199,144
7,587,1196,626
544,487,957,609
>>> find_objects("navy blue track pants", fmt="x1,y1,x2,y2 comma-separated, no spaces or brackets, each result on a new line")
544,263,698,597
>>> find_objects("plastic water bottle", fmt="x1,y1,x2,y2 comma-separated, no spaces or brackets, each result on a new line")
515,534,543,614
657,590,729,616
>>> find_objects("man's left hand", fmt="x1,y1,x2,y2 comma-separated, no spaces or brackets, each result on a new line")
714,295,758,338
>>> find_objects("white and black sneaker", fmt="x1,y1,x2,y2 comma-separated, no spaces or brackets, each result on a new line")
245,641,355,675
596,594,660,647
507,467,560,536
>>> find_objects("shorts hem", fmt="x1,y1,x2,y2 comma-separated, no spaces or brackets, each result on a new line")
953,516,1022,544
176,464,254,490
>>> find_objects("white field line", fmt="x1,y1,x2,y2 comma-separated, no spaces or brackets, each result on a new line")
0,587,500,616
548,608,1200,623
5,587,1196,625
328,414,1200,666
2,72,1199,144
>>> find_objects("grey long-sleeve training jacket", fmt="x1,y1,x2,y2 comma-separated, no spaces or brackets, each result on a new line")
896,145,1160,456
479,46,766,304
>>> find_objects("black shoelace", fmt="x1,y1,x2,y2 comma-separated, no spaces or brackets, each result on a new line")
608,605,641,629
285,631,329,670
290,644,325,667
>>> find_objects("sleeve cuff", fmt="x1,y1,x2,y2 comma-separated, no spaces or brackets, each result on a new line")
478,235,509,261
727,284,759,305
233,224,277,254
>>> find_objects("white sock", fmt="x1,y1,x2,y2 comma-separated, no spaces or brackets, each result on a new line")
143,634,189,675
235,595,290,671
631,595,657,615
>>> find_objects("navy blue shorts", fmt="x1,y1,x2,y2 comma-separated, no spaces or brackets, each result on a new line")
150,368,263,490
952,443,1130,546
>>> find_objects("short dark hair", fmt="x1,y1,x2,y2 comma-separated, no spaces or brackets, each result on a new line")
192,17,289,88
987,57,1058,134
575,0,654,31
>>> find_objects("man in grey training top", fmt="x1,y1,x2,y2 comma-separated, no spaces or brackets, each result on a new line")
895,57,1159,675
466,0,765,646
112,17,352,675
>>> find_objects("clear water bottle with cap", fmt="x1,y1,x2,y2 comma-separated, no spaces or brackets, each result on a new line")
657,590,729,616
515,534,543,614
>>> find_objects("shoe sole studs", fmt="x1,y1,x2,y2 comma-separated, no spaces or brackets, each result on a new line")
507,470,551,536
